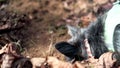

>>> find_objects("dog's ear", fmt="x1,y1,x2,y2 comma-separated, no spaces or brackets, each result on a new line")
55,42,78,59
66,25,81,37
66,24,84,43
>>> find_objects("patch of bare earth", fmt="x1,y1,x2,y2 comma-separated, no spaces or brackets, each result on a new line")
2,0,98,59
5,0,72,59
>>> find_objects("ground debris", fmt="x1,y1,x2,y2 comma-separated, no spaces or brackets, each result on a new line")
0,9,30,47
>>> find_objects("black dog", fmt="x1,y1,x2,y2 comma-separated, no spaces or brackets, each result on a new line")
55,15,109,61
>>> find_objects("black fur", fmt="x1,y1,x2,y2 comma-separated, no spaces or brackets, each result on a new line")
55,15,109,61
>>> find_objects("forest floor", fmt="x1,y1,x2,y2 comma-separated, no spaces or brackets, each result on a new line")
0,0,98,60
0,0,78,59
